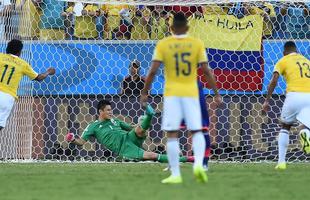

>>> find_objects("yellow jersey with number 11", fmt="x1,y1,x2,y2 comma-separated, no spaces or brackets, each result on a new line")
0,53,38,99
152,35,207,97
274,53,310,93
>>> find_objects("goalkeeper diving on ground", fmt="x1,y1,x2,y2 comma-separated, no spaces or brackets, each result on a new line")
66,99,194,163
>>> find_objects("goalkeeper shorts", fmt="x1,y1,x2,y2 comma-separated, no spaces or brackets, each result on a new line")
118,130,146,160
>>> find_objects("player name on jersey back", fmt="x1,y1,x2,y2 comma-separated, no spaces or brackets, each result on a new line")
0,53,38,98
153,35,207,97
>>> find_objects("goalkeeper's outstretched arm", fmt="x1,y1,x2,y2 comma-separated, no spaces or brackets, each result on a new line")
65,133,86,146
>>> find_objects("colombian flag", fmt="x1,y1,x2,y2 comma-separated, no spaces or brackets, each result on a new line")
189,14,264,91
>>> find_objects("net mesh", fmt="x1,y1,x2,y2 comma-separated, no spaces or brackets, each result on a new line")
59,0,310,6
0,0,310,162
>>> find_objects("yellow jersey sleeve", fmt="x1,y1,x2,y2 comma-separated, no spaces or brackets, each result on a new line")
274,57,285,75
16,0,22,6
23,63,38,80
262,3,276,17
198,41,207,64
66,6,73,13
268,4,276,17
152,41,164,62
85,4,98,12
100,5,106,11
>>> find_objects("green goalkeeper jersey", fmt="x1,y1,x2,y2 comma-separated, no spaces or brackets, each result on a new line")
81,118,133,154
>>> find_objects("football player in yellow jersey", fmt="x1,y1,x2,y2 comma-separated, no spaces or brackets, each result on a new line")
263,41,310,170
141,13,221,184
0,39,55,130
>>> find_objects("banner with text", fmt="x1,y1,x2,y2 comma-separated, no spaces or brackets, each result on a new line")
189,14,264,91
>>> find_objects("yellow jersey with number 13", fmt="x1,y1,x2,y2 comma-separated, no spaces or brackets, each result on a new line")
0,53,38,99
274,53,310,93
152,35,207,97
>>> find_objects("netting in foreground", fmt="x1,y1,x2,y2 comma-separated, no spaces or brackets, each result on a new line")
0,1,310,162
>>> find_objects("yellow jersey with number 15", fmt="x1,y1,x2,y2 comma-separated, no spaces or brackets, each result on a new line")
274,53,310,93
0,53,38,99
152,35,207,97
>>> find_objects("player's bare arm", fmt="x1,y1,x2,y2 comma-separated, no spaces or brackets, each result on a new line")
140,61,161,106
263,72,279,112
34,67,56,81
200,62,222,106
72,138,87,146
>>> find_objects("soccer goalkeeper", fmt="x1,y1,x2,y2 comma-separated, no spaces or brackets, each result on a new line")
66,99,192,163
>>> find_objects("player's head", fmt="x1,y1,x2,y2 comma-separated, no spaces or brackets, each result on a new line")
6,39,23,56
130,59,140,76
97,100,112,120
283,41,297,56
171,12,189,35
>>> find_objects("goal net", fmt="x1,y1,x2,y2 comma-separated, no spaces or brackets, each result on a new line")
1,0,310,162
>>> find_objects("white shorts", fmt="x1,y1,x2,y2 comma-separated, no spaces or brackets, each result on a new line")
162,96,202,131
281,92,310,125
0,91,15,127
296,107,310,128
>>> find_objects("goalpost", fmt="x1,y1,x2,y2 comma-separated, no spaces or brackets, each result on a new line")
1,0,310,162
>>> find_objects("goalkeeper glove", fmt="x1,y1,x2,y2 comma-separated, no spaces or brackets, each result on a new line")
65,132,75,142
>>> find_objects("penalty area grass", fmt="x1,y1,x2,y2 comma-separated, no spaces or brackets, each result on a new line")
0,162,309,200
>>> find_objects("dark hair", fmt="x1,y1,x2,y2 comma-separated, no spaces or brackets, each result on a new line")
97,100,111,113
132,63,139,68
131,59,140,68
284,41,296,50
172,12,188,28
6,39,23,55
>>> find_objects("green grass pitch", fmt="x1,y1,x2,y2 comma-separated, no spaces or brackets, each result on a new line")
0,163,309,200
